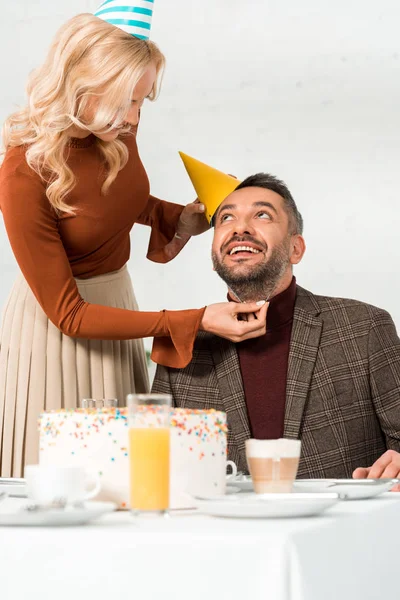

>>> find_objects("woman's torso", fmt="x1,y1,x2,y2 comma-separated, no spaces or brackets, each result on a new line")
0,131,150,279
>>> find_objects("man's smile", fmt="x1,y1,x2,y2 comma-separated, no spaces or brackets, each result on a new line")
223,238,266,262
226,249,265,262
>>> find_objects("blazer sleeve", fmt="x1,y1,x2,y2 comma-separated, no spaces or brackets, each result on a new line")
368,308,400,450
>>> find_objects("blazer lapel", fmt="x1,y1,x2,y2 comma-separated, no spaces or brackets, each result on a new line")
208,285,323,467
284,290,323,439
210,336,250,473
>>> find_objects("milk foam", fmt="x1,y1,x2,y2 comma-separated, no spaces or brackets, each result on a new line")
245,438,301,458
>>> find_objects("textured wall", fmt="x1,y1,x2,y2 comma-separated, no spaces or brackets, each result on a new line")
1,1,399,365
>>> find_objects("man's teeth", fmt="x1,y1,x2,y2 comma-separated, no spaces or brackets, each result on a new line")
229,246,260,255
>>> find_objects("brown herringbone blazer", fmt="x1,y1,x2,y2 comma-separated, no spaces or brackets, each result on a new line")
152,286,400,478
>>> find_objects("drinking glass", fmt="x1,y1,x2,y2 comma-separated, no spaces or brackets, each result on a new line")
127,393,171,515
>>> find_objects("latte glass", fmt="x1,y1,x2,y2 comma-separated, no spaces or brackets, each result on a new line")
246,438,301,493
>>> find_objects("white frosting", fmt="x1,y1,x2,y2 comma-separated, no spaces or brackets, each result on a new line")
245,438,301,458
39,408,228,510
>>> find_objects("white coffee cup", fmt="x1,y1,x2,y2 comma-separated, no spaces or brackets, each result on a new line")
25,465,101,506
225,460,238,482
180,457,237,502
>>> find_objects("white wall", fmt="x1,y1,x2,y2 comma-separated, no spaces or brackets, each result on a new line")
1,0,400,360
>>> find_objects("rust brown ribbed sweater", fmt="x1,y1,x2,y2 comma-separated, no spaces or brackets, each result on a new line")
0,132,205,368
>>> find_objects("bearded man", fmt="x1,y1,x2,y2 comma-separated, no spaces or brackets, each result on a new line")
152,173,400,484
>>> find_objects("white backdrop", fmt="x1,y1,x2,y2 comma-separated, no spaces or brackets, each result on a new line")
1,0,399,360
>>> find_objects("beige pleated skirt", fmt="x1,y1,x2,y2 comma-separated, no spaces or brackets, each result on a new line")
0,265,149,477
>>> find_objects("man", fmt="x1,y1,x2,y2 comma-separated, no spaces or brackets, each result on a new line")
152,172,400,484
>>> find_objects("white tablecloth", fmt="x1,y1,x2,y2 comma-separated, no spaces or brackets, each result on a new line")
1,495,399,600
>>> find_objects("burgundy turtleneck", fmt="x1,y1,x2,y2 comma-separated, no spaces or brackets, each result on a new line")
237,277,297,439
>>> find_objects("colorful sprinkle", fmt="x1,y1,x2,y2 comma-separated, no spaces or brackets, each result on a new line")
38,407,228,479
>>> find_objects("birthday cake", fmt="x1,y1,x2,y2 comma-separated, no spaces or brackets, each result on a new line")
39,408,228,509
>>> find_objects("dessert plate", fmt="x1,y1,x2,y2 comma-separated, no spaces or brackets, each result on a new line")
293,478,398,500
0,478,27,498
227,476,399,500
0,501,116,527
195,492,339,519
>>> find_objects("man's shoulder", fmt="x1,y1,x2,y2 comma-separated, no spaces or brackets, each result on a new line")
296,285,394,326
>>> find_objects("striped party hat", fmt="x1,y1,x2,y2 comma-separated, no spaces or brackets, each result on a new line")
94,0,154,40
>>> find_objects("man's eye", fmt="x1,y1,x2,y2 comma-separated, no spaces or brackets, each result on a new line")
221,214,233,222
257,211,271,219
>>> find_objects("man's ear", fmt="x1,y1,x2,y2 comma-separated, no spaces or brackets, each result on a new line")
290,235,306,265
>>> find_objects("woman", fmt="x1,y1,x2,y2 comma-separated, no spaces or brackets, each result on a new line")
0,13,268,477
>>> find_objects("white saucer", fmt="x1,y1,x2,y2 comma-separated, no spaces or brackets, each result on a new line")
195,492,339,518
228,476,398,500
225,486,241,495
0,501,116,527
227,475,253,492
193,486,241,501
293,478,398,500
0,478,27,498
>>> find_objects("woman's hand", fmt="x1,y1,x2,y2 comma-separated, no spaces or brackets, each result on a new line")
200,301,269,342
176,200,209,237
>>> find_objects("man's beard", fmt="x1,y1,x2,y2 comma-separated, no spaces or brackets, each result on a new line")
212,239,291,302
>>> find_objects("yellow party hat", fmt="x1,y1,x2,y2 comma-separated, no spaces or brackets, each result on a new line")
179,152,241,224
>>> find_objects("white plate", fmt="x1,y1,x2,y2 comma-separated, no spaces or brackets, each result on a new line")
0,478,27,498
228,476,398,500
0,501,116,527
195,492,339,518
293,478,398,500
193,486,241,501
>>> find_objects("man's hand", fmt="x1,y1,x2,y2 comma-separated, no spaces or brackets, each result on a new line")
353,449,400,491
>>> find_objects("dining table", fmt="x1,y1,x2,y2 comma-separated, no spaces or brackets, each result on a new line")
0,494,399,600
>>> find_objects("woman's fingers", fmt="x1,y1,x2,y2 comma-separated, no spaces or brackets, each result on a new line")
200,301,268,342
234,301,268,328
230,302,268,341
188,200,205,213
233,300,268,314
177,201,208,236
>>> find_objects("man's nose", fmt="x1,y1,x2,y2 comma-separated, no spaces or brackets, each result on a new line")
232,218,255,236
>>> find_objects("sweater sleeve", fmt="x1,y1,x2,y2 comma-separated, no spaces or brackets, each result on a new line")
136,194,189,263
0,171,204,368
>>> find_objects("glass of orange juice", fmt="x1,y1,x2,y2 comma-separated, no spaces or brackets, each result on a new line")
127,393,171,515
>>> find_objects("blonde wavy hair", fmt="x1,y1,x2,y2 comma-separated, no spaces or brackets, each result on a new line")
1,13,165,214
